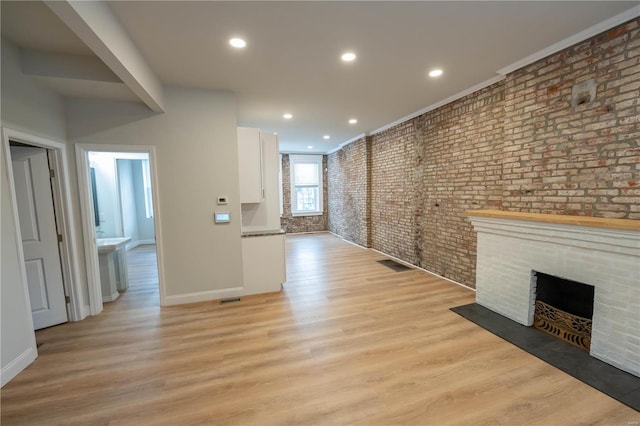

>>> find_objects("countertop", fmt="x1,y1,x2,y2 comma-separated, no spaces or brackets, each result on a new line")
96,237,132,253
466,209,640,231
241,229,285,238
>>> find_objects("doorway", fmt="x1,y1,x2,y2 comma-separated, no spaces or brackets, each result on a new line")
89,151,159,305
2,127,85,328
9,144,68,329
76,144,165,312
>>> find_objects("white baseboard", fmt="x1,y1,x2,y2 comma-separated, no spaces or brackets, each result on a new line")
327,231,368,250
284,230,330,235
164,287,244,306
102,291,120,302
1,347,37,387
76,304,90,321
327,231,475,292
369,248,476,292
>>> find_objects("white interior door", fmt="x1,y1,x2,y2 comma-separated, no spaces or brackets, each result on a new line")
11,145,68,330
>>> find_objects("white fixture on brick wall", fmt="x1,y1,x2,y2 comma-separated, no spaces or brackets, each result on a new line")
467,210,640,377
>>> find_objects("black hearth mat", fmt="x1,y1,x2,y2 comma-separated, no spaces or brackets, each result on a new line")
451,303,640,412
377,259,411,272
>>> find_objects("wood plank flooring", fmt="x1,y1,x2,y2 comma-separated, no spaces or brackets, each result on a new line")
1,234,638,425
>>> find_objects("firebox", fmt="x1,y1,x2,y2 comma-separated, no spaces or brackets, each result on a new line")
532,271,595,352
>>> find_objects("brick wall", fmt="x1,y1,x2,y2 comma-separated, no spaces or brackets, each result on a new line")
327,137,370,246
280,154,328,233
327,18,639,288
370,121,420,264
370,83,505,286
413,84,505,286
502,19,640,218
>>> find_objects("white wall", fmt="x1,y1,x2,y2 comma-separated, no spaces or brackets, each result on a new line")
117,159,139,243
90,153,121,238
1,38,69,386
131,159,155,242
1,35,243,384
1,145,38,386
65,87,244,300
0,39,67,141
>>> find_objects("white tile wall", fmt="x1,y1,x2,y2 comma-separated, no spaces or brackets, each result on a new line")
469,216,640,377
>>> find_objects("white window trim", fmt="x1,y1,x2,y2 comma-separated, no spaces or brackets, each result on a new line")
289,154,323,216
279,154,283,217
141,159,153,219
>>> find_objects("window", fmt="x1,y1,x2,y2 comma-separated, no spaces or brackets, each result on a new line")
289,154,323,216
141,159,153,218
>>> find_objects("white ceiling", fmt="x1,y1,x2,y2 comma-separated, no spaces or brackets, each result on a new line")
1,1,637,153
1,0,91,55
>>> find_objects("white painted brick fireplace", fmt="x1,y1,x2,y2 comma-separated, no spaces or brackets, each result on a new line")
467,210,640,377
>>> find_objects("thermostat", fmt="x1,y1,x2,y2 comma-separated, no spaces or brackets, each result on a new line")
214,212,230,223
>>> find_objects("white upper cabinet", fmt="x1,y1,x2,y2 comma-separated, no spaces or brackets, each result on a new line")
237,127,263,203
259,133,281,229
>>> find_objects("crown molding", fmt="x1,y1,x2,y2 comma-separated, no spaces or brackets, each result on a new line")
326,133,368,155
497,5,640,75
370,75,506,137
327,5,640,156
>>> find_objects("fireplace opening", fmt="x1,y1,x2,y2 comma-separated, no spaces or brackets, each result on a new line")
532,271,595,352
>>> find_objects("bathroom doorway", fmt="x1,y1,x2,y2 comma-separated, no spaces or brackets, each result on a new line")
89,152,156,247
76,144,165,314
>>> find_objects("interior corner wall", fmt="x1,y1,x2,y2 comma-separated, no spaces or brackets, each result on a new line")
0,39,67,141
327,137,370,247
65,86,244,298
280,154,328,233
1,37,69,386
327,17,639,289
1,145,37,387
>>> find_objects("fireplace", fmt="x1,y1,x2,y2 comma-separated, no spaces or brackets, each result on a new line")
532,271,594,352
466,210,640,377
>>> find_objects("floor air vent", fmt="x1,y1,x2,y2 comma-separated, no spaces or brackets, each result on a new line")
220,297,241,304
377,259,411,272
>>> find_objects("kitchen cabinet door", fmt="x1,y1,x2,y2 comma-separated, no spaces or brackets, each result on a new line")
237,127,263,203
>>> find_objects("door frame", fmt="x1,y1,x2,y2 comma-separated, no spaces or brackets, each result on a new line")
2,127,86,322
76,143,166,309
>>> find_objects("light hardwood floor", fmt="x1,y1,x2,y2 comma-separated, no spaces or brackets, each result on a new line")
1,234,638,425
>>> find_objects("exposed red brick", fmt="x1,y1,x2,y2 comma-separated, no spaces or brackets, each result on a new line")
327,137,370,246
326,18,639,289
280,154,328,233
607,25,627,39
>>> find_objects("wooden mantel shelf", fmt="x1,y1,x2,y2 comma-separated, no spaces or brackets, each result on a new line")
466,210,640,232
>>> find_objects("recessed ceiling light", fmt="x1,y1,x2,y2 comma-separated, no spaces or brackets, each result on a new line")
283,113,293,119
323,135,330,139
307,145,313,149
429,69,443,77
229,38,246,48
349,118,358,124
341,52,356,62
